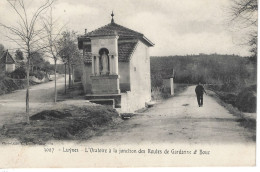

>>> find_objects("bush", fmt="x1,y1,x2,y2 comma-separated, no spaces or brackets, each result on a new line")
9,67,27,79
151,87,167,100
236,86,256,113
0,78,28,95
30,70,45,80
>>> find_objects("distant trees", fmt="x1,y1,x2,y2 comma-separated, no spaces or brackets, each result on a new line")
0,44,5,78
0,44,5,57
229,0,258,62
42,61,54,75
15,49,24,61
57,30,80,88
29,51,54,76
151,54,253,92
30,51,45,72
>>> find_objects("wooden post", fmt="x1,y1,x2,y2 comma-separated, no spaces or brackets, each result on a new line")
170,78,174,95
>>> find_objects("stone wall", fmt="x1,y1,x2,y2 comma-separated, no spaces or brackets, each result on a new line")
118,62,130,92
90,75,120,94
121,41,151,112
82,63,92,93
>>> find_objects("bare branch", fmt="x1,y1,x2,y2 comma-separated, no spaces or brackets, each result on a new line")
228,0,257,58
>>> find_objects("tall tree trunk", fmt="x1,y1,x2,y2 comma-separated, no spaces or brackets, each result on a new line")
72,65,74,86
26,57,30,124
65,63,67,94
68,57,71,88
54,59,57,103
81,60,87,93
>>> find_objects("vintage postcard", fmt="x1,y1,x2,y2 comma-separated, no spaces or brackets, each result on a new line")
0,0,257,168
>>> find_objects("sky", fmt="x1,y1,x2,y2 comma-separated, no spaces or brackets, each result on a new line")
0,0,253,57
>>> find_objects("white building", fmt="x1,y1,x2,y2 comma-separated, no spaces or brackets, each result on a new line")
78,13,154,112
0,50,16,73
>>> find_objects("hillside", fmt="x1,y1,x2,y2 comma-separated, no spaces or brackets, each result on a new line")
150,54,256,91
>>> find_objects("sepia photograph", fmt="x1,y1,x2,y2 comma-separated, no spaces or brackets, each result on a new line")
0,0,257,168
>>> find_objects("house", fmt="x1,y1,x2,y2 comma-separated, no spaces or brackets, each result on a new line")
0,50,16,73
78,12,154,112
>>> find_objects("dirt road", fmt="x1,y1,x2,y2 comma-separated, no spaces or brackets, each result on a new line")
87,86,255,144
0,76,67,127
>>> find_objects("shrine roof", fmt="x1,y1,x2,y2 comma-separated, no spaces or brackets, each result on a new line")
87,22,142,37
118,41,138,62
78,22,154,49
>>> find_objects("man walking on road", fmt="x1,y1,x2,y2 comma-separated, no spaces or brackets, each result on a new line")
195,82,207,107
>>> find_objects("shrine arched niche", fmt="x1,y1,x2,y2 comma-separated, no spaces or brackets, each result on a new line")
99,48,110,75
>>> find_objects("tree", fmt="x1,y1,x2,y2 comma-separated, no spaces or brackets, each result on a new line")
0,44,5,57
229,0,258,61
0,0,54,123
57,31,79,88
0,44,5,77
15,49,24,61
42,61,54,75
30,51,45,71
42,7,65,102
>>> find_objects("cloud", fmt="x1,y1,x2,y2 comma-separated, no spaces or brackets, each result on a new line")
0,0,252,56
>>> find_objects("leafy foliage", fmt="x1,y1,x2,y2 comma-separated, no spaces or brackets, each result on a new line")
9,67,27,79
235,85,256,112
15,49,24,61
57,31,80,64
30,51,54,74
30,71,46,80
0,44,5,57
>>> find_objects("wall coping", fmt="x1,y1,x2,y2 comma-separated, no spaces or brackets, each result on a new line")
90,75,120,79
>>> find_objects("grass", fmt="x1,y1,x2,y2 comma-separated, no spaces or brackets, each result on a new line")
0,77,39,95
174,83,190,96
151,83,189,101
206,84,256,113
57,81,85,101
207,90,256,141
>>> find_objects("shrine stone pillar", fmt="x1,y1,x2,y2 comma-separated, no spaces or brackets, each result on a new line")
114,55,119,75
89,35,120,94
96,55,100,75
91,56,95,75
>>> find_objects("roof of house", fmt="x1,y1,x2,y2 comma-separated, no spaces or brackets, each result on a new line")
86,22,143,38
0,50,15,64
118,41,138,62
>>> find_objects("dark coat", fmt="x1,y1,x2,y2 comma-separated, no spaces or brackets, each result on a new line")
195,85,206,95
